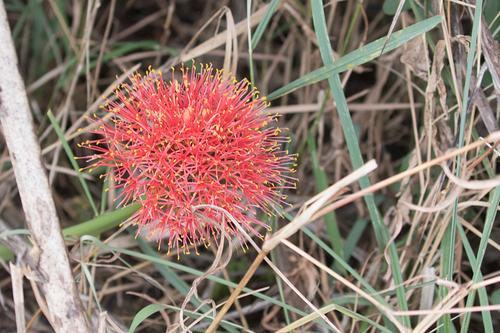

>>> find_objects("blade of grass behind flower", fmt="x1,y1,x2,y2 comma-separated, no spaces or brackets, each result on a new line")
0,205,140,261
268,235,291,328
310,0,410,328
247,0,256,87
100,167,110,215
63,204,141,238
267,133,297,329
80,235,335,331
306,130,345,274
458,186,500,333
441,1,483,332
4,0,24,12
342,217,368,262
267,15,442,101
455,222,493,333
81,262,102,312
53,42,179,90
172,2,282,66
339,0,366,57
279,207,393,308
300,225,398,332
46,0,77,55
28,0,62,75
47,110,98,215
276,302,393,333
251,0,281,50
128,304,248,333
10,4,28,42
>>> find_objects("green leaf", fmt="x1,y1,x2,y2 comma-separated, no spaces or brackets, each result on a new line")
268,15,443,101
47,110,98,215
251,0,281,50
129,304,168,332
306,131,345,274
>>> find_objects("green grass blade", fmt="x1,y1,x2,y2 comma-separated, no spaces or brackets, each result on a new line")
334,304,393,333
251,0,281,50
300,226,385,300
456,222,492,333
100,166,110,215
339,1,364,57
269,235,291,327
0,229,31,238
459,186,500,333
63,204,140,238
128,304,172,333
11,6,28,40
49,42,179,92
47,110,98,215
282,302,393,333
310,0,410,327
343,217,368,262
81,262,102,312
267,15,442,101
306,130,345,274
440,1,482,332
247,0,255,88
0,205,140,261
128,304,247,333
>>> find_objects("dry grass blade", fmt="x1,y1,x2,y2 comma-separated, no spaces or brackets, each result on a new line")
263,160,378,252
180,213,232,332
410,273,500,333
220,7,238,76
10,262,25,333
441,160,500,189
161,1,284,70
281,239,410,333
380,0,407,54
465,0,500,98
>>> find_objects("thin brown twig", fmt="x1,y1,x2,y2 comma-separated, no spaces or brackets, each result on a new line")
466,139,500,171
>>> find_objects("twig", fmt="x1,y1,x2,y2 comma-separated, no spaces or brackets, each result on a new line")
0,2,90,332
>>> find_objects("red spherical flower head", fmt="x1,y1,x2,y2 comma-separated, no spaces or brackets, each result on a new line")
78,64,296,255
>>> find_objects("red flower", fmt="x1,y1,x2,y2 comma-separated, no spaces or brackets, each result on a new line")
78,64,296,255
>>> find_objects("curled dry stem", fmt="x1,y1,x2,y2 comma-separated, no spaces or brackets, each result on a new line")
179,211,233,332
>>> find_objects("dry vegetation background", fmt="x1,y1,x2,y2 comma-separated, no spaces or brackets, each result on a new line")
1,0,500,332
